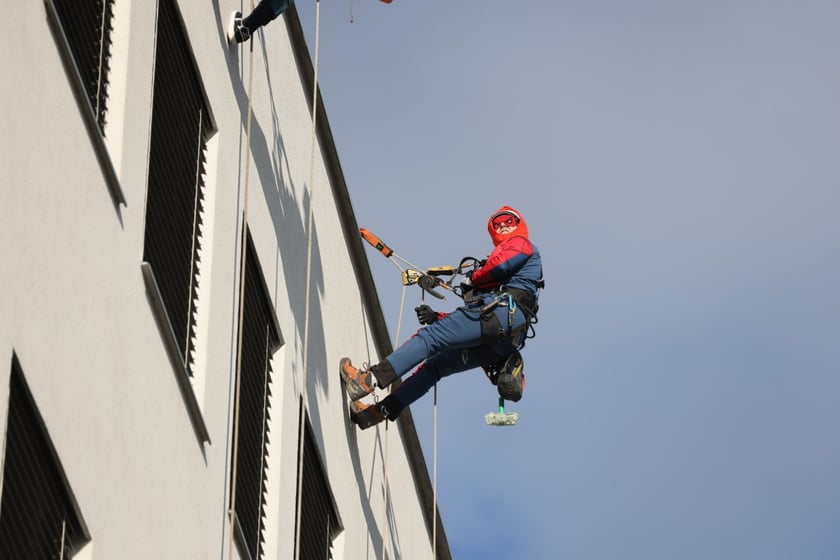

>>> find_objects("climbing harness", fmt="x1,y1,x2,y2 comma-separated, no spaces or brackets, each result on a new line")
454,260,541,353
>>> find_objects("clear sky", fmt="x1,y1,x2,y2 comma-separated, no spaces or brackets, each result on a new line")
294,2,840,558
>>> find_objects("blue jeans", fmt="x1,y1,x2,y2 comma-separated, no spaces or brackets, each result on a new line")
243,0,294,31
386,295,528,408
266,0,293,17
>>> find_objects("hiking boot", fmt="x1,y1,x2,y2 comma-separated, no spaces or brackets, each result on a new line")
350,400,387,430
227,11,251,44
339,358,376,400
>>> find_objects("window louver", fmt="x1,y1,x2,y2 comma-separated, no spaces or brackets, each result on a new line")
232,232,282,560
0,358,88,559
298,418,340,560
143,0,211,376
51,0,114,132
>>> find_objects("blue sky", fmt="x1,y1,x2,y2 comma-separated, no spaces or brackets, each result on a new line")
294,1,840,558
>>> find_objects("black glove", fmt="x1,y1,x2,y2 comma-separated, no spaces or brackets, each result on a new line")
415,304,437,325
459,282,478,303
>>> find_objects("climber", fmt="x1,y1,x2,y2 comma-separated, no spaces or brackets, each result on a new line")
341,206,543,429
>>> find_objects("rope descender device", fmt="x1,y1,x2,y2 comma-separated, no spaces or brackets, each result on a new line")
360,228,456,300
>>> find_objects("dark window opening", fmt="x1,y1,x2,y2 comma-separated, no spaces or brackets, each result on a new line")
50,0,115,132
297,414,341,560
231,230,282,560
143,0,213,377
0,356,89,559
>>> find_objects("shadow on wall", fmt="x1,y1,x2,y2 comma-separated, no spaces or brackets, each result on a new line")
211,1,390,552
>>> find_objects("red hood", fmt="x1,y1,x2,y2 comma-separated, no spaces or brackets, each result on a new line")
488,206,529,246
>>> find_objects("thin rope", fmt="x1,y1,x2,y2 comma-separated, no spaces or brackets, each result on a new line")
394,289,440,560
381,421,390,559
294,1,322,558
433,383,438,559
227,4,256,558
375,282,408,560
59,518,67,560
392,286,439,560
394,284,408,347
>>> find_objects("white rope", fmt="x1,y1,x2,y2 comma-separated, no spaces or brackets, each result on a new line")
294,1,322,558
381,421,390,559
228,2,257,557
379,282,408,559
433,383,438,559
391,286,440,560
394,284,408,347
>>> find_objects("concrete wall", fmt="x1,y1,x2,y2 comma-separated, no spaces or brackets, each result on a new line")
0,1,446,558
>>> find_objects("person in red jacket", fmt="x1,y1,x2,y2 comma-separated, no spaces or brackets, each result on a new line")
341,206,543,429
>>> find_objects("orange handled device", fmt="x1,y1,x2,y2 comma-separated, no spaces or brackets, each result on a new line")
360,228,393,258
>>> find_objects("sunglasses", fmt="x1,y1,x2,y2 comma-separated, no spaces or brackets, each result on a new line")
492,214,519,229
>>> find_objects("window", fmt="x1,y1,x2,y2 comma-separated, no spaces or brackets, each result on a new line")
297,416,341,560
143,0,214,379
230,231,283,560
47,0,115,133
0,356,89,558
45,0,124,205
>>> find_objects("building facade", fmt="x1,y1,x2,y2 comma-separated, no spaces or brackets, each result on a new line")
0,1,449,558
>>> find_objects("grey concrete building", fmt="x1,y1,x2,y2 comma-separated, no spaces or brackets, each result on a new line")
0,1,449,558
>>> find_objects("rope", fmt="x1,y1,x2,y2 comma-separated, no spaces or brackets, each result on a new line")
433,383,438,559
376,281,411,558
387,280,440,559
391,288,440,560
381,421,390,558
294,1,322,558
228,2,257,558
394,284,408,347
